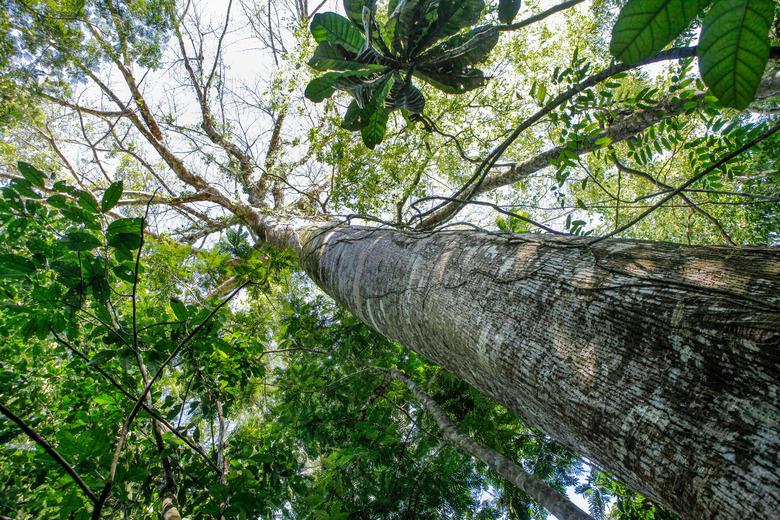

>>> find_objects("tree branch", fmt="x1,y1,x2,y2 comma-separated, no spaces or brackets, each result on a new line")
388,369,592,520
591,120,780,244
0,402,98,504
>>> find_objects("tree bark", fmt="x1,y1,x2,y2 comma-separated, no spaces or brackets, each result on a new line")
292,224,780,519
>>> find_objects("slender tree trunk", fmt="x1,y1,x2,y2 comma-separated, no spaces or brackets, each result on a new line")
288,224,780,519
389,368,592,520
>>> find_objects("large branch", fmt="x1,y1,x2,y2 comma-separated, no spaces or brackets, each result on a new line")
85,22,164,141
389,369,591,520
171,4,264,206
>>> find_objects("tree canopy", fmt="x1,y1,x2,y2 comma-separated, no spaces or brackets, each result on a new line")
0,0,778,519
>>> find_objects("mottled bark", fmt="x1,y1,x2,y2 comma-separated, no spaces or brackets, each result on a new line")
389,368,592,520
293,224,780,519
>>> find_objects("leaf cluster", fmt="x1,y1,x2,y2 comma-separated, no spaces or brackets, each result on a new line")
305,0,509,148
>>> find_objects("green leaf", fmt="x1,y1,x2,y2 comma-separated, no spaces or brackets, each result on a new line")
170,298,187,320
305,76,337,102
498,0,522,24
53,181,76,194
9,179,41,199
344,0,373,27
75,190,100,214
361,106,389,149
359,75,395,148
391,0,431,55
60,231,101,251
310,12,366,53
698,0,775,109
341,100,365,130
47,194,69,209
385,79,425,113
0,254,36,277
59,205,100,228
425,0,486,46
414,67,488,94
305,68,385,102
112,262,136,282
17,161,46,188
308,42,363,71
383,0,408,52
107,217,143,250
610,0,709,65
418,26,498,69
101,181,123,213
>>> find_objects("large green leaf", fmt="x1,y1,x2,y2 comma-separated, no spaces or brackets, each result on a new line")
75,190,99,214
8,179,41,199
385,79,425,113
610,0,709,65
308,42,363,71
344,0,374,27
698,0,775,109
418,26,498,69
341,100,365,130
414,67,488,94
361,106,389,149
107,217,143,250
47,194,69,209
498,0,522,24
424,0,485,47
60,231,101,251
310,12,366,53
17,161,46,188
390,0,432,56
100,181,123,213
383,0,405,51
0,253,36,277
305,68,385,102
361,75,395,148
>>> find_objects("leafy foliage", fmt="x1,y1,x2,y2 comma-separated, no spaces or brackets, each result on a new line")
610,0,776,108
305,0,497,148
1,0,778,518
698,0,775,109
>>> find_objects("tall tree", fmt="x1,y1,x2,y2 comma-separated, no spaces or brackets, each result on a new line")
1,0,779,518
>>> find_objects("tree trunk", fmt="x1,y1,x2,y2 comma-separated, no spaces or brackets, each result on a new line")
293,224,779,519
